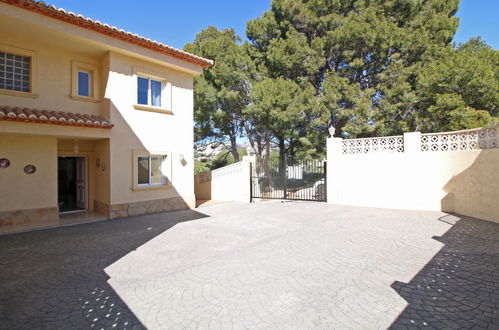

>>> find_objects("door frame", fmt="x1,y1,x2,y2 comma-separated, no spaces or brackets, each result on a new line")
57,154,88,214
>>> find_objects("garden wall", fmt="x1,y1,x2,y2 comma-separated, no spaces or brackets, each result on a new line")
194,157,252,203
327,126,499,223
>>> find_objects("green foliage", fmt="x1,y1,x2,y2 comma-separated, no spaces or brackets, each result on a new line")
210,151,232,170
321,72,376,137
184,27,257,162
425,94,492,131
246,78,328,159
246,0,462,137
194,160,211,175
194,147,248,174
210,147,249,170
188,0,498,165
294,137,319,160
265,29,323,84
247,78,308,138
416,37,499,131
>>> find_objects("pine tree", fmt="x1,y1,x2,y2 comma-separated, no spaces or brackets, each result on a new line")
184,27,256,162
247,0,461,137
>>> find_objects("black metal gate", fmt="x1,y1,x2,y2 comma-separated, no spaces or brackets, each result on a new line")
250,155,326,202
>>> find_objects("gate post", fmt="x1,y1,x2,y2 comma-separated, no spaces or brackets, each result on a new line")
249,162,253,203
323,160,327,202
326,137,343,204
283,157,288,200
403,132,422,153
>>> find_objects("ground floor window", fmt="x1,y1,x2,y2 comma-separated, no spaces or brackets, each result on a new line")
137,155,168,186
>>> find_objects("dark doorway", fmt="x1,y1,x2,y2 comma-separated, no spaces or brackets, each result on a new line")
58,156,86,212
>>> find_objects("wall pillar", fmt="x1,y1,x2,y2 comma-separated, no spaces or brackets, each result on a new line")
403,132,421,153
326,137,343,204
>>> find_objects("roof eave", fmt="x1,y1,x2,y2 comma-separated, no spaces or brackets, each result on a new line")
1,0,213,69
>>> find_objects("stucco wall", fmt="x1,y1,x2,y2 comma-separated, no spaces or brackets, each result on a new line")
442,149,499,221
93,139,111,205
194,160,251,203
0,134,57,212
105,52,195,206
0,29,103,116
194,173,212,200
327,133,499,223
0,4,203,221
0,47,196,215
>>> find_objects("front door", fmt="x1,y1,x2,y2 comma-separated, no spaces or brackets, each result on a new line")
58,156,86,212
75,157,86,209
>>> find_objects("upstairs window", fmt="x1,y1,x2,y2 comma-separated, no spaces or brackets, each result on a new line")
77,70,91,97
137,76,163,107
133,69,172,114
0,52,31,93
71,61,99,102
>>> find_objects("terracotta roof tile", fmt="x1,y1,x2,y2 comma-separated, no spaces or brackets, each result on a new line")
0,0,213,69
0,106,113,129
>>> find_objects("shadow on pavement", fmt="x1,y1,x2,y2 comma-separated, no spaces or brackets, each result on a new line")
0,209,209,330
390,215,499,329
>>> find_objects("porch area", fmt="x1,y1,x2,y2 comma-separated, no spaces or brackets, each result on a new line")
0,132,111,234
0,210,108,235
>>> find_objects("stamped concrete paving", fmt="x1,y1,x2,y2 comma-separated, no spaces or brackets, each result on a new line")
0,202,498,329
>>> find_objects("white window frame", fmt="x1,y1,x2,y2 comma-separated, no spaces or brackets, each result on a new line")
132,150,172,191
133,67,172,114
71,60,99,102
137,75,164,107
0,43,38,98
137,155,167,186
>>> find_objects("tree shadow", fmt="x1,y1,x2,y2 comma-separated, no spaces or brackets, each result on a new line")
0,209,209,330
389,214,499,329
441,148,499,223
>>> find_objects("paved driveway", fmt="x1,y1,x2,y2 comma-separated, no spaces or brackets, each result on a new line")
0,202,497,329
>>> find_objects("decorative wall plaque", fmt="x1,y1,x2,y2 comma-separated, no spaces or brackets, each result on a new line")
24,164,36,174
0,158,10,168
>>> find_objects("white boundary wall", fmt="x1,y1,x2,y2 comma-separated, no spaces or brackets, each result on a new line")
327,126,499,223
195,156,253,203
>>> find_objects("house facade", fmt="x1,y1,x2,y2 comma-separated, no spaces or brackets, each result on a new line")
0,0,212,233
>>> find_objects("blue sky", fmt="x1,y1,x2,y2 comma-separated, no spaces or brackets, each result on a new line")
49,0,498,50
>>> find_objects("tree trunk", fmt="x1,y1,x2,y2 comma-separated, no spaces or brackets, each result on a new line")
335,117,349,138
278,138,286,176
242,121,264,163
263,131,271,192
229,134,239,162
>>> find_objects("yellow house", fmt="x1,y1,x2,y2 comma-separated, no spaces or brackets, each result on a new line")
0,0,212,233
